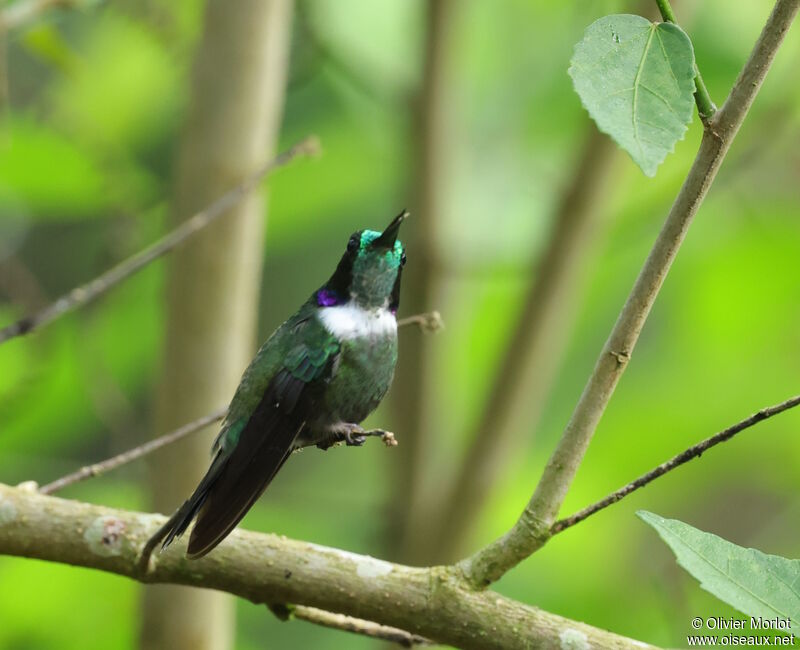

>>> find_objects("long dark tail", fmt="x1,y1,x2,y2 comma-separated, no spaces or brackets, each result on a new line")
148,369,310,560
138,452,228,571
158,452,226,553
151,438,294,560
185,440,292,559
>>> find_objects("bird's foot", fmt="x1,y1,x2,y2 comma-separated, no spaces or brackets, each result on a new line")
314,425,398,450
345,426,399,447
342,424,367,446
321,424,398,448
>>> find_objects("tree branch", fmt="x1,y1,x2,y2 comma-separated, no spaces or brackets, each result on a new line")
552,394,800,534
270,604,433,647
0,136,320,346
395,311,444,333
38,408,227,495
0,484,661,650
459,0,800,588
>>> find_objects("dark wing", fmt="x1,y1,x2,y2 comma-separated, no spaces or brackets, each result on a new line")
160,316,340,559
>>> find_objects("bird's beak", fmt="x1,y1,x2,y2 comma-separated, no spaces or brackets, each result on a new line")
371,210,408,249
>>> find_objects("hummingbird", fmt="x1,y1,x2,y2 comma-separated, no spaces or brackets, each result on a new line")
150,211,407,560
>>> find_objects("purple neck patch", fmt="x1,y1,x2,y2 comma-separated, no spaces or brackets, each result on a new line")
316,288,340,307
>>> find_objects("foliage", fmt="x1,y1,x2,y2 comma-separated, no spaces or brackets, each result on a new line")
639,511,800,623
569,15,696,176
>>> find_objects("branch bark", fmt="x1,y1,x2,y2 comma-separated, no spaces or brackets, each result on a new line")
274,604,433,647
459,0,800,588
0,484,661,650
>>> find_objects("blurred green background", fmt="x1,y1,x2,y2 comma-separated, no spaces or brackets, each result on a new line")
1,0,799,648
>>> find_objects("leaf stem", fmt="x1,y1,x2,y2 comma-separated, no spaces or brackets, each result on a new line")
654,0,717,123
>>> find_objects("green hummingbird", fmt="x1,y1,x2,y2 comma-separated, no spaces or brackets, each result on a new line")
152,211,407,559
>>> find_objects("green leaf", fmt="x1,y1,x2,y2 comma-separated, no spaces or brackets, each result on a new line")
569,15,696,176
638,511,800,622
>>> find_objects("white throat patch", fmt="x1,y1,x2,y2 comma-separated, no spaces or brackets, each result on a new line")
318,304,397,341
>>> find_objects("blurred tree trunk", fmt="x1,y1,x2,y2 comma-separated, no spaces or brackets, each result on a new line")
139,1,293,649
425,128,620,562
390,0,458,564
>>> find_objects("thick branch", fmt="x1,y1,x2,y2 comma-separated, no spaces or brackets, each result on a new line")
552,394,800,533
0,137,319,346
0,485,660,650
460,0,800,588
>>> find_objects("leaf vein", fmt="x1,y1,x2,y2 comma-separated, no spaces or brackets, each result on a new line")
632,25,657,161
640,83,682,120
662,528,792,620
655,28,681,91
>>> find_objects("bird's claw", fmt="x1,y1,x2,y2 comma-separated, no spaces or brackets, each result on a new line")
344,431,367,446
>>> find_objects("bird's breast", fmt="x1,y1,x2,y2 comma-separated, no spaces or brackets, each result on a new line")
317,304,397,341
316,305,398,424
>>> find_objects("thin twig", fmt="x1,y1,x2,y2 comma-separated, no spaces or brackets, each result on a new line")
552,394,800,533
39,408,227,494
396,310,444,333
269,604,432,647
0,137,320,346
459,0,800,588
654,0,717,123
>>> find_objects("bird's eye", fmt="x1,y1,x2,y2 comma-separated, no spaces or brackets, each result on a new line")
400,252,407,267
347,235,359,253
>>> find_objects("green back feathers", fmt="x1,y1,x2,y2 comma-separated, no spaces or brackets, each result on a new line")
217,308,339,452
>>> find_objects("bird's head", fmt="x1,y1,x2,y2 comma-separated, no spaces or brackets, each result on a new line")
317,210,408,311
